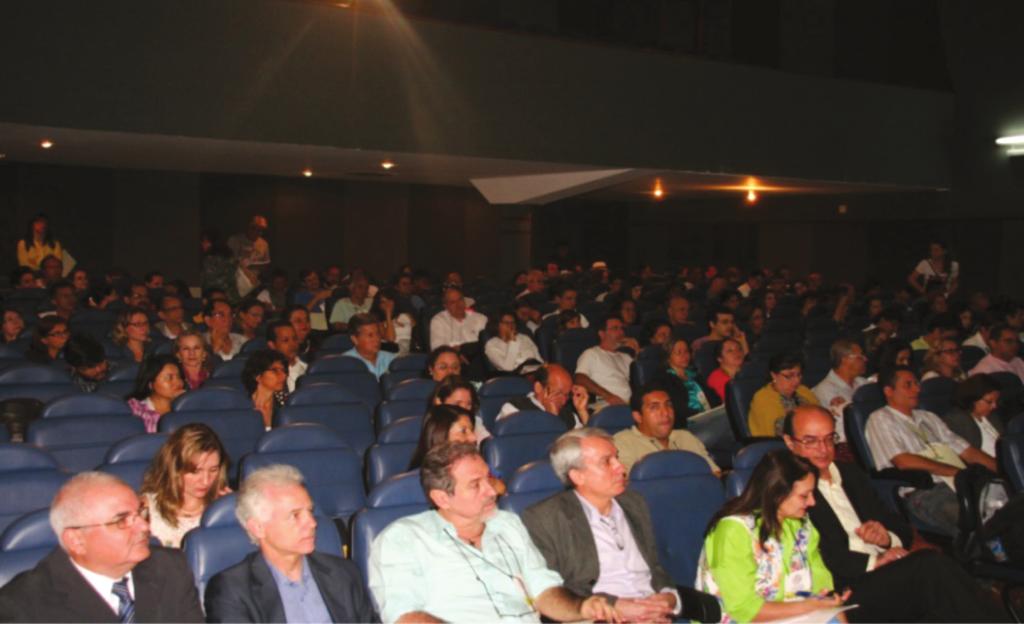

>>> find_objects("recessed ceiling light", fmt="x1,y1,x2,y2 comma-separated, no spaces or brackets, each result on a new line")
302,168,313,178
40,139,54,149
381,160,395,170
996,135,1024,145
746,189,758,203
652,179,664,199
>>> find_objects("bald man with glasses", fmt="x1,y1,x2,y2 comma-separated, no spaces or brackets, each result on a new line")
0,472,203,623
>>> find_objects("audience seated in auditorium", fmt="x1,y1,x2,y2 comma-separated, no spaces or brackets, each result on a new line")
227,215,271,283
174,329,213,390
283,305,320,360
426,374,487,439
429,286,488,359
666,293,696,339
234,298,264,342
736,271,763,299
243,349,290,429
812,338,867,458
920,337,966,381
523,428,720,623
908,241,959,298
969,323,1024,382
0,472,204,622
910,314,958,353
865,366,996,536
485,308,543,374
205,465,376,623
141,423,231,548
657,337,710,422
123,281,152,311
613,381,719,476
541,284,589,328
329,274,373,334
705,338,745,403
748,352,819,437
575,315,637,410
154,293,192,340
292,268,332,330
342,313,395,380
10,266,37,290
256,268,290,313
127,355,186,433
942,373,1005,457
425,345,461,382
645,319,672,349
618,298,639,329
866,338,912,383
698,451,845,622
266,320,307,393
367,442,616,623
64,334,113,393
112,306,153,363
516,268,547,306
962,311,991,353
16,213,63,271
862,306,902,358
393,272,425,314
498,364,589,430
39,280,77,321
24,315,69,365
372,288,414,355
783,405,1005,623
692,306,747,355
1,307,25,343
410,404,504,494
204,300,246,362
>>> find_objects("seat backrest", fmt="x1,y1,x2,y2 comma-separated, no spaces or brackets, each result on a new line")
552,328,599,373
350,471,429,581
274,403,374,458
998,433,1024,493
107,361,140,382
588,405,635,435
0,509,59,588
308,353,368,375
286,381,364,406
41,393,132,419
377,416,424,445
366,442,418,488
0,364,72,385
843,401,879,471
725,440,786,498
376,400,427,434
919,376,957,416
158,409,264,475
498,461,564,516
485,411,567,480
104,432,170,464
211,357,249,380
629,359,661,392
389,353,428,373
298,372,381,408
28,415,146,472
960,346,986,373
479,376,533,431
386,378,436,402
183,493,343,599
319,333,354,353
852,382,885,414
628,450,725,586
239,337,268,354
694,340,720,381
0,445,69,534
724,378,762,441
172,387,253,411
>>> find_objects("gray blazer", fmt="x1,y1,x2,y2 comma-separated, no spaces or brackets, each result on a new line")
942,406,1004,451
521,489,674,603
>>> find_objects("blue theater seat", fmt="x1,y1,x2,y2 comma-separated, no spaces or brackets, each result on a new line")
0,445,69,535
498,460,563,516
0,509,58,587
349,471,429,581
483,410,567,480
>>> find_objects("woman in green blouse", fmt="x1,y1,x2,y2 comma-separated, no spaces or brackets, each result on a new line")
697,450,849,622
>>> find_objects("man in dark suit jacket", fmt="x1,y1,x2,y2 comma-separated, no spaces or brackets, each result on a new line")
784,406,1008,622
204,465,377,623
522,428,719,623
0,472,203,623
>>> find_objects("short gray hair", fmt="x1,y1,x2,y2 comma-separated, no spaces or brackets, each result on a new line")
829,338,859,370
235,464,305,541
549,428,613,486
50,472,131,549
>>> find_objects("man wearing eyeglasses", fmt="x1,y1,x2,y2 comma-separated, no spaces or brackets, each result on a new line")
783,405,1006,622
0,472,203,622
523,428,721,623
368,443,618,623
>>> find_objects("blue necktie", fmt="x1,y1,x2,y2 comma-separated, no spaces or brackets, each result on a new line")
111,577,135,623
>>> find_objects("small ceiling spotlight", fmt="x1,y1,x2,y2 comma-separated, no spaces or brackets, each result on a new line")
745,188,758,204
652,179,664,199
40,139,54,149
302,168,313,178
381,160,395,170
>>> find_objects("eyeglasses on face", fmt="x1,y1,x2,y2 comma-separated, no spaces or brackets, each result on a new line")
67,505,149,531
791,433,840,448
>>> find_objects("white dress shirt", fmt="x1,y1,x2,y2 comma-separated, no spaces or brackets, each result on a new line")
485,334,543,372
812,370,867,442
816,463,902,572
429,309,488,350
287,358,308,393
70,560,135,616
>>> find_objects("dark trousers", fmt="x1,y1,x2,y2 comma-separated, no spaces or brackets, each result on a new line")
846,550,1010,622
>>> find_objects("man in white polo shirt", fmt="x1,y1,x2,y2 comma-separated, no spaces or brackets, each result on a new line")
574,315,638,411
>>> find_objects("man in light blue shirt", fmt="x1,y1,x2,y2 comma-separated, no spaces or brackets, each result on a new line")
368,443,617,623
343,313,395,380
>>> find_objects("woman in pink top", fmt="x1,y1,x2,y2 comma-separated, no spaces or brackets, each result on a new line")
706,338,746,402
126,355,186,432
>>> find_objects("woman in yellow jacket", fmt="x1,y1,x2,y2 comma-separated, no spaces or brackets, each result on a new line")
748,352,820,437
16,214,63,270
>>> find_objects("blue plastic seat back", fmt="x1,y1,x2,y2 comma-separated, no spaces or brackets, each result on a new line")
998,433,1024,494
318,334,354,354
852,383,885,413
802,351,832,388
366,443,418,488
211,357,249,380
724,378,762,441
377,416,424,445
158,409,264,476
725,440,786,498
628,450,725,586
108,361,140,382
41,393,132,419
308,354,368,375
350,471,429,581
182,493,343,599
376,400,427,434
239,337,268,354
104,433,169,464
1009,414,1024,436
389,353,428,374
386,378,436,402
920,376,957,416
0,445,69,534
630,358,662,392
28,415,146,472
843,401,879,472
552,328,599,374
694,340,720,382
589,405,635,436
479,376,533,432
960,346,986,373
0,345,26,362
0,364,71,385
173,386,253,411
274,403,375,458
298,372,381,408
286,381,364,407
498,461,564,516
379,371,422,397
97,461,151,492
0,509,59,587
485,411,567,480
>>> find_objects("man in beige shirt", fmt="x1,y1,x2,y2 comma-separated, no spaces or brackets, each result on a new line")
613,381,720,476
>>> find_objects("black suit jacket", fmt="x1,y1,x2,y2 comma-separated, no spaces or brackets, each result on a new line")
521,490,675,603
0,546,203,623
807,462,914,589
204,551,378,623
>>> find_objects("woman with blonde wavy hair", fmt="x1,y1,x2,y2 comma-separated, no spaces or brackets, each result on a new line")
111,305,152,363
174,328,214,390
141,423,231,548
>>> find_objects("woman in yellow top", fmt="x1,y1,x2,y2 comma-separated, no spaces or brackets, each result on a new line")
697,450,849,622
16,214,63,270
748,352,819,437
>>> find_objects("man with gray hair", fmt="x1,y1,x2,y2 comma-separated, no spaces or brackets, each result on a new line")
812,338,868,461
522,429,720,623
368,442,617,623
204,464,375,623
0,472,203,622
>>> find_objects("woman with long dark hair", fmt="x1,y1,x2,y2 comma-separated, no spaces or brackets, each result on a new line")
126,355,186,432
697,450,847,622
